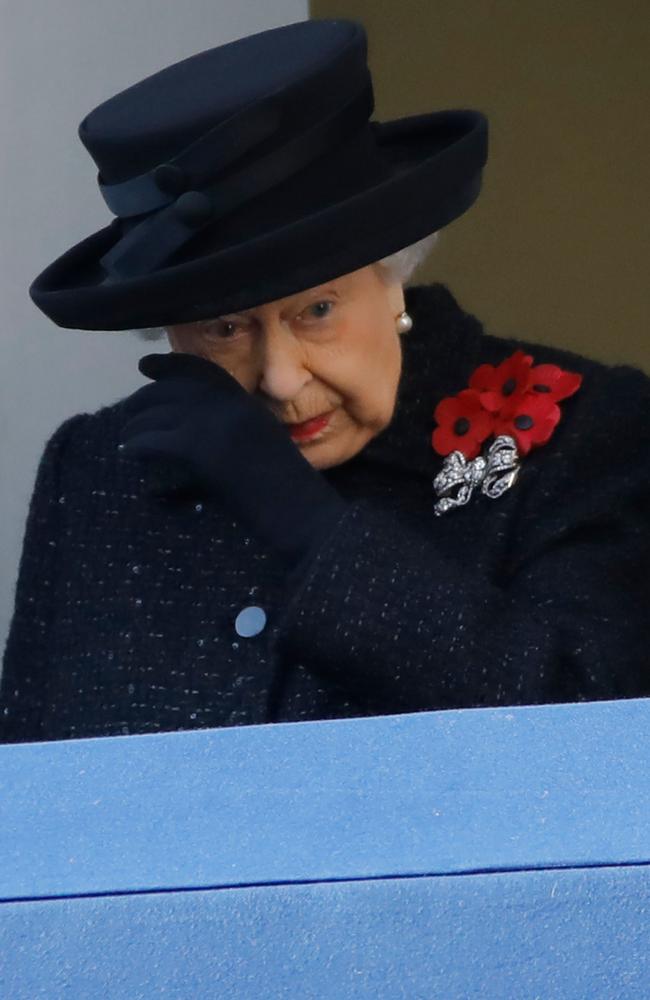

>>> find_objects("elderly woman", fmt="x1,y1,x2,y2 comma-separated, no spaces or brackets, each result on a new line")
1,20,649,744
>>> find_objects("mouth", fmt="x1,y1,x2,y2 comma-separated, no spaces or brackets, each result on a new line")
285,409,335,443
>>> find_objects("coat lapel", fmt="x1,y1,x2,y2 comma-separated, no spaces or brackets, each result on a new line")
358,283,485,479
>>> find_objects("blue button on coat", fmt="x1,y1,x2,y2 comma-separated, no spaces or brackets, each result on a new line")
235,606,267,638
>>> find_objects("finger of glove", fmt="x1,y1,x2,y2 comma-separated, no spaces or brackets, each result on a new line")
118,427,191,462
139,352,241,395
140,452,204,499
121,378,214,418
121,403,188,442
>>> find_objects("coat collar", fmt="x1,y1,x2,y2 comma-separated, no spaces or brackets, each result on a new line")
356,283,486,479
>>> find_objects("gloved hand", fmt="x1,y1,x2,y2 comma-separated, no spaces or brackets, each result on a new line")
119,352,348,572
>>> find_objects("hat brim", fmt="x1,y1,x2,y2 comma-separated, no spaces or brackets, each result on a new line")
29,109,487,330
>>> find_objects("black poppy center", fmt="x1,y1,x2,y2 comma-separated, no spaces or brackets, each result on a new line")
514,414,534,431
453,417,471,436
533,383,551,393
502,377,517,396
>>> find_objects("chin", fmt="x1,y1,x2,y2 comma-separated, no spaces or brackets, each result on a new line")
296,438,340,471
299,445,332,470
306,431,370,471
310,453,341,471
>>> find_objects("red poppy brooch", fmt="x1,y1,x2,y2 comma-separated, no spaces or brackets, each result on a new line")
431,350,582,515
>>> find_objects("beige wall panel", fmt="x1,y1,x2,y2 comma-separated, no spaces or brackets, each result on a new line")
312,0,649,372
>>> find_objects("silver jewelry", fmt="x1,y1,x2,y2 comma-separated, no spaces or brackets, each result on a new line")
433,435,520,515
396,310,413,334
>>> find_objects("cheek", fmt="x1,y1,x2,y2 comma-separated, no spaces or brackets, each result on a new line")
341,316,402,427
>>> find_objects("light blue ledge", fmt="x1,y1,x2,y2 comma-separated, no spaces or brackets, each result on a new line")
1,697,649,901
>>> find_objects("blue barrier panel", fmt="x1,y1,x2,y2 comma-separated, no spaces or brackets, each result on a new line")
1,698,649,997
2,867,650,998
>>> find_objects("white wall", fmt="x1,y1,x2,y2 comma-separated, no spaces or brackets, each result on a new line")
0,0,309,660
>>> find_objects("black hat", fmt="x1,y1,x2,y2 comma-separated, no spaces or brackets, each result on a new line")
29,19,488,331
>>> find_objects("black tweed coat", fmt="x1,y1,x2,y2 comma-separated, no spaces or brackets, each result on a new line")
2,283,649,744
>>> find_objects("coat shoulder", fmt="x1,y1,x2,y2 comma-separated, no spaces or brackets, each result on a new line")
49,393,134,453
480,316,650,471
35,395,140,506
407,281,649,458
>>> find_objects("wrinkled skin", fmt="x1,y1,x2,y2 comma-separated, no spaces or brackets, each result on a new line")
165,264,405,470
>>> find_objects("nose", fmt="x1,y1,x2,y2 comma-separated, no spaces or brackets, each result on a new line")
257,316,312,401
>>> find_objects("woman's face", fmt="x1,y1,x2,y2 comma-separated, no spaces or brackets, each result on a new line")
165,264,405,470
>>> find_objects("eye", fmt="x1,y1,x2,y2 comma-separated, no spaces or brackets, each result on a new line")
217,320,240,339
302,300,334,321
197,318,245,340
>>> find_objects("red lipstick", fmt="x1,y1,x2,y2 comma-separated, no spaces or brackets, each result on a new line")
287,410,334,442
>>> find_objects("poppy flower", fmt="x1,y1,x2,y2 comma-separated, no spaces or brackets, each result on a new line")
432,389,495,459
469,349,534,412
527,363,583,403
493,393,561,457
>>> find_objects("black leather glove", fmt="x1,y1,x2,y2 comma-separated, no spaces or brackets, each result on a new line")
119,352,348,572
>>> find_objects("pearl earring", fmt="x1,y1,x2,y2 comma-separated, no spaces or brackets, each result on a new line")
396,310,413,334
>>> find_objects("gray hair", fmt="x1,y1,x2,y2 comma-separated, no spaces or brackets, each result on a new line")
374,230,439,285
132,230,439,341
